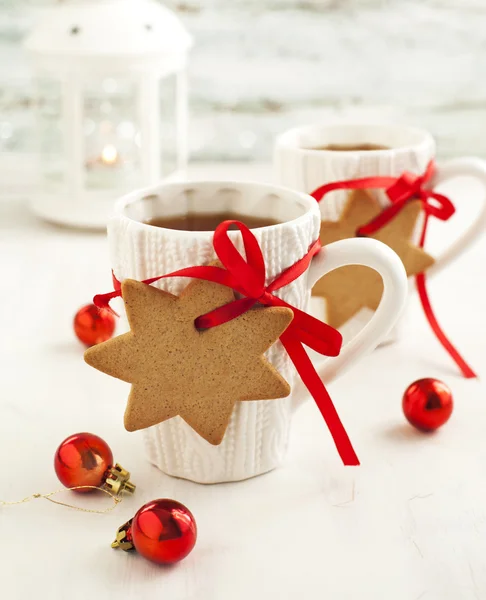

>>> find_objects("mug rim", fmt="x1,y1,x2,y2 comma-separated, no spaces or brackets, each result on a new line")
275,122,435,155
113,179,320,238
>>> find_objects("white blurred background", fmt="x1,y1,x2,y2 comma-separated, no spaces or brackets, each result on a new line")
0,0,484,167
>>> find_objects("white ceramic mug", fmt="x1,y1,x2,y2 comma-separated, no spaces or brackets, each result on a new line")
109,180,407,484
275,123,486,343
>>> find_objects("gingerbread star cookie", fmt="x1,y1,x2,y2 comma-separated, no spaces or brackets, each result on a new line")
313,189,435,329
85,276,293,445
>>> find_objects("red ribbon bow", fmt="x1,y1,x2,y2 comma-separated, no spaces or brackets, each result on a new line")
311,160,476,379
95,221,360,465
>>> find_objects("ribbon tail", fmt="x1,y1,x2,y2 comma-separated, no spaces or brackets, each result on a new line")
268,295,342,356
280,331,359,466
416,273,477,379
93,291,121,317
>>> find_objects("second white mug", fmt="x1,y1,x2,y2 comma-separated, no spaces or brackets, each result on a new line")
275,123,486,343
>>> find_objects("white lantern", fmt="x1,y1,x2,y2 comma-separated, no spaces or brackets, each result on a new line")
24,0,192,228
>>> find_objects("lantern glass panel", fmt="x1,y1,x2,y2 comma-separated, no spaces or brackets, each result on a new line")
160,73,178,178
37,78,66,192
83,77,142,191
0,79,35,154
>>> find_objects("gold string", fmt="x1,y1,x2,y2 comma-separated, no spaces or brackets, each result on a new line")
0,486,122,514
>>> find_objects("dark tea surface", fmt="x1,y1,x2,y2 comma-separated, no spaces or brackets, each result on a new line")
310,143,390,152
145,213,280,232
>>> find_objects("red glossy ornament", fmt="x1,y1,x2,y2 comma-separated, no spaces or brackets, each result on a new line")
112,499,197,564
402,378,453,431
54,432,135,495
74,304,115,347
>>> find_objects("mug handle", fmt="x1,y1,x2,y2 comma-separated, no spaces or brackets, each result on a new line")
428,157,486,278
292,237,408,406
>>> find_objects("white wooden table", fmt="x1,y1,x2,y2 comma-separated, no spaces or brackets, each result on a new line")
1,164,486,600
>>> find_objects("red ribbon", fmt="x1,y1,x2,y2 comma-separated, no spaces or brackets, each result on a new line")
311,160,476,379
95,221,360,466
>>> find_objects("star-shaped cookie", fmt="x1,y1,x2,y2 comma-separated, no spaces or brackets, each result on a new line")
313,189,435,329
85,276,293,445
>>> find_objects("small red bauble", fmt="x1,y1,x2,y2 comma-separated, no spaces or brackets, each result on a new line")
54,432,135,495
112,499,197,565
402,378,453,431
74,304,115,347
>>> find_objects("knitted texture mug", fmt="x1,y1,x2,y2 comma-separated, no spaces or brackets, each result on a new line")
108,180,407,483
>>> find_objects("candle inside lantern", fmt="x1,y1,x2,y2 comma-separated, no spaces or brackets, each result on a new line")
101,144,119,166
85,140,125,190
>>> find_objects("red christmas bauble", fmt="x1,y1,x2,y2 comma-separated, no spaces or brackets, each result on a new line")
54,432,114,493
402,378,453,431
131,499,197,565
74,304,115,347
